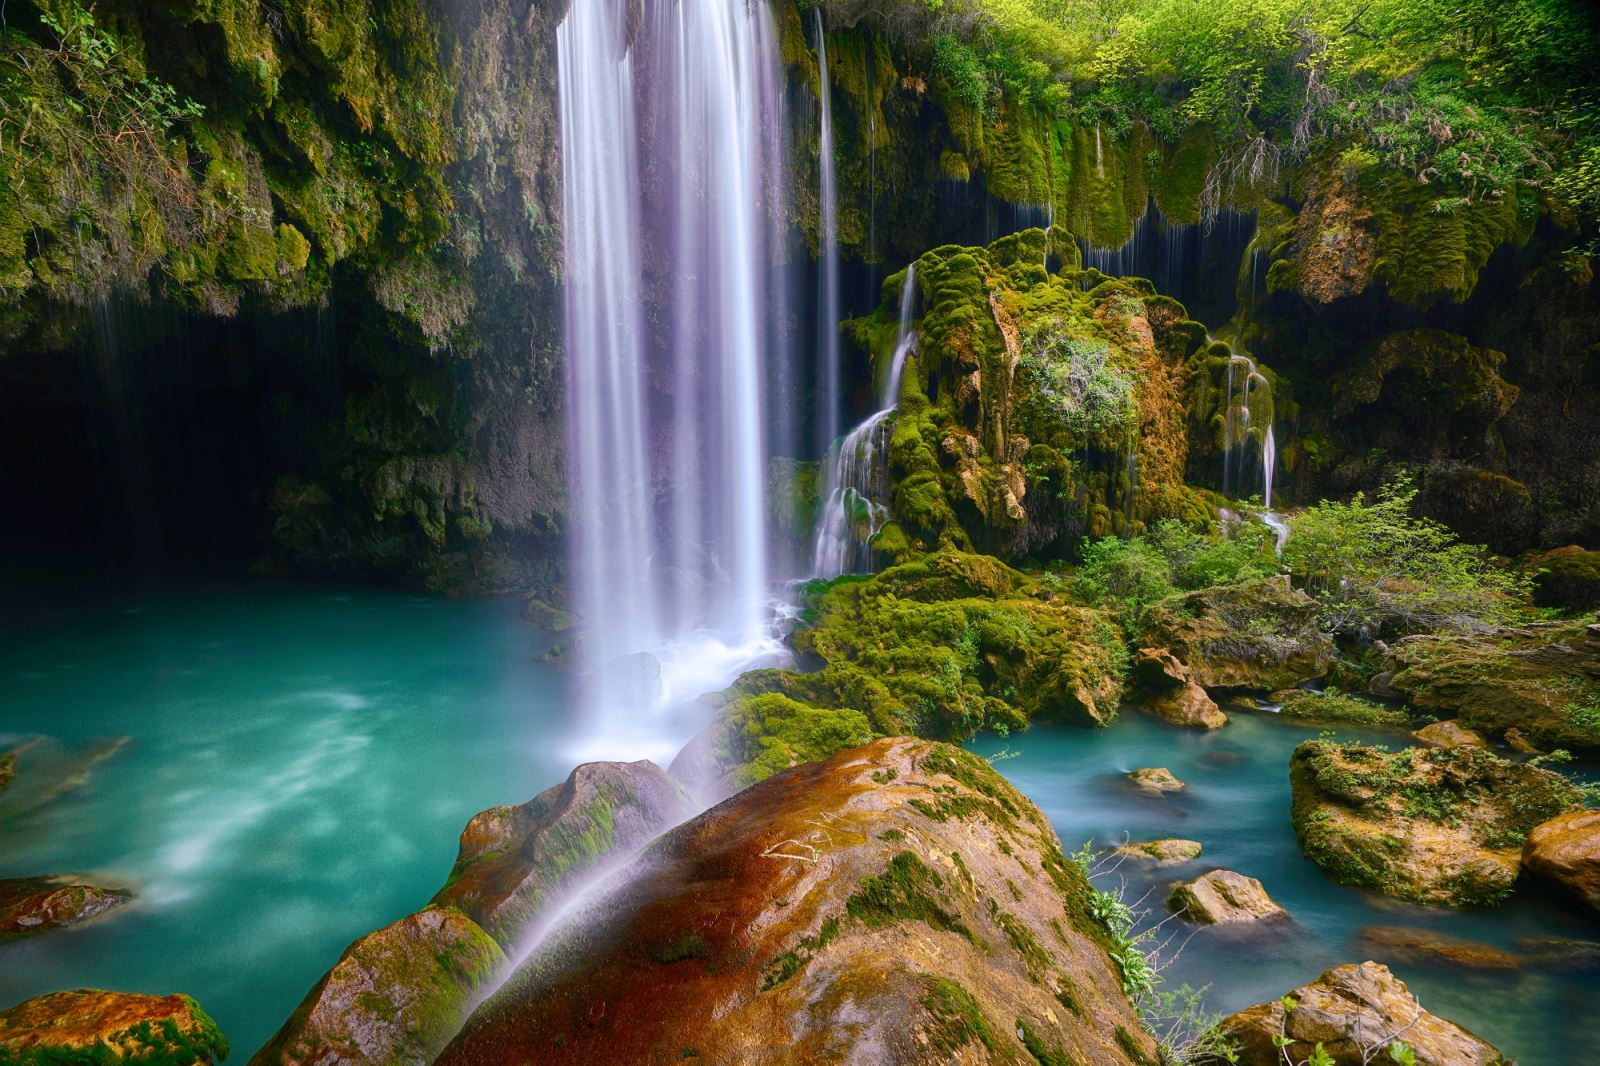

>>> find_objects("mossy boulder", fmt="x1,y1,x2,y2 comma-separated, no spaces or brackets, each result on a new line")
250,906,503,1066
0,989,229,1065
438,738,1158,1065
432,760,696,946
1289,740,1585,908
1113,839,1202,866
1413,720,1488,750
1167,869,1287,925
1140,576,1334,691
1379,618,1600,751
1217,961,1506,1065
1528,548,1600,611
1128,767,1184,794
1271,688,1409,728
1355,926,1522,972
1522,810,1600,918
0,877,131,945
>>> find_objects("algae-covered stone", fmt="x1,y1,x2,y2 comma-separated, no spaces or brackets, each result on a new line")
433,759,696,945
1140,576,1334,691
1413,720,1488,749
1382,618,1600,751
1290,740,1584,908
251,905,504,1066
1113,838,1203,865
1272,688,1409,728
0,877,131,944
0,989,229,1064
1167,869,1287,925
1135,648,1226,728
1356,926,1522,971
1522,809,1600,917
1128,767,1184,793
438,739,1158,1066
1528,547,1600,611
1217,961,1505,1065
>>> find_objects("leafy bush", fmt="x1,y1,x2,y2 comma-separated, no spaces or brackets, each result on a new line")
1284,477,1532,639
1019,323,1137,440
1078,518,1278,622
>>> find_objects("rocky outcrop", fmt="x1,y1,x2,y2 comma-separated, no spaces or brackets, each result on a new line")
1356,927,1522,971
438,738,1159,1066
1114,838,1203,866
1134,648,1226,729
1272,688,1409,727
1413,720,1488,749
1217,961,1505,1066
1290,741,1584,907
0,877,131,944
1380,618,1600,751
0,990,229,1064
1128,767,1185,793
1521,810,1600,917
1528,547,1600,611
1167,870,1287,924
250,906,503,1066
433,759,696,945
1140,576,1334,691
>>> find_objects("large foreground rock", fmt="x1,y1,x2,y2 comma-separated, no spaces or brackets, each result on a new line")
0,877,131,944
1380,618,1600,751
1217,961,1505,1065
1140,576,1334,690
438,738,1159,1066
1168,869,1287,924
1290,741,1583,907
251,906,503,1066
255,759,694,1065
0,989,229,1064
432,758,696,945
1522,809,1600,916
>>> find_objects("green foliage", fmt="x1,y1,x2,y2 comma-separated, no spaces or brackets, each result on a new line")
1019,323,1136,439
726,692,875,784
1078,518,1277,623
1285,476,1532,639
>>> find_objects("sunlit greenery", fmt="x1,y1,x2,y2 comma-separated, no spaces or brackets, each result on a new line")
1077,518,1278,622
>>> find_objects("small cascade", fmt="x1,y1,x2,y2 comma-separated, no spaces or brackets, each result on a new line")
1220,350,1287,552
1078,200,1257,326
811,267,917,579
813,8,842,453
1094,123,1104,178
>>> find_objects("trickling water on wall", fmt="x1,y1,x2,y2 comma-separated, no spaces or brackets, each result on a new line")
1079,200,1257,326
813,8,842,455
812,266,917,579
559,0,788,754
1221,352,1278,509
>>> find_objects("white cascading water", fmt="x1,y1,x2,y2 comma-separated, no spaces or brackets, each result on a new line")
814,8,842,454
559,0,787,757
811,266,917,578
1221,351,1288,551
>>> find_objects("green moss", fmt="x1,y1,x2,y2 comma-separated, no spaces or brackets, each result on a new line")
922,977,996,1054
846,851,975,944
759,915,841,991
0,996,231,1066
1018,1018,1078,1066
1273,688,1409,728
648,929,710,965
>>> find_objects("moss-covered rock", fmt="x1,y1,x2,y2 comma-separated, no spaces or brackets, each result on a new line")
1522,810,1600,919
1140,575,1334,691
1379,618,1600,752
432,760,696,946
1270,688,1409,728
1290,740,1585,908
0,989,229,1065
1528,547,1600,612
1113,838,1202,866
250,906,503,1066
437,738,1158,1066
0,877,131,945
1167,869,1287,925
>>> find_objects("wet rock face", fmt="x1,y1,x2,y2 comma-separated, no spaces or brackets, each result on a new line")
1290,741,1584,908
0,990,229,1064
1140,576,1334,691
1522,810,1600,917
438,738,1157,1066
0,877,131,944
250,906,503,1066
1413,720,1488,749
1218,961,1505,1066
1167,869,1287,925
1134,648,1226,729
433,759,697,945
1381,618,1600,752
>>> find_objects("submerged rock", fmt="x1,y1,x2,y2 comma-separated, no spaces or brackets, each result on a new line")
437,738,1159,1065
1290,741,1584,908
0,750,14,796
1382,619,1600,751
433,758,696,945
1128,766,1185,793
0,877,131,944
1113,838,1202,866
251,906,503,1066
1167,869,1287,924
1217,961,1504,1065
0,989,229,1064
1413,720,1489,749
1522,809,1600,917
1356,926,1522,970
1140,576,1334,691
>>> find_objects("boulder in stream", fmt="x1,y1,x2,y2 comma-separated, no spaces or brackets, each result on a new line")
0,989,229,1064
1413,719,1488,749
1167,869,1287,924
1113,838,1203,865
1356,926,1522,971
1128,766,1185,793
437,738,1160,1065
1521,809,1600,917
0,877,131,944
1139,576,1334,691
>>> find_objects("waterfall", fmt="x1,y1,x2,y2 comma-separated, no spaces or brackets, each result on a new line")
811,266,917,579
814,8,842,454
1220,350,1288,551
559,0,788,755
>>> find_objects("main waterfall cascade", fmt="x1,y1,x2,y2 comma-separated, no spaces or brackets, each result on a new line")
811,267,918,579
558,0,790,757
813,7,843,455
